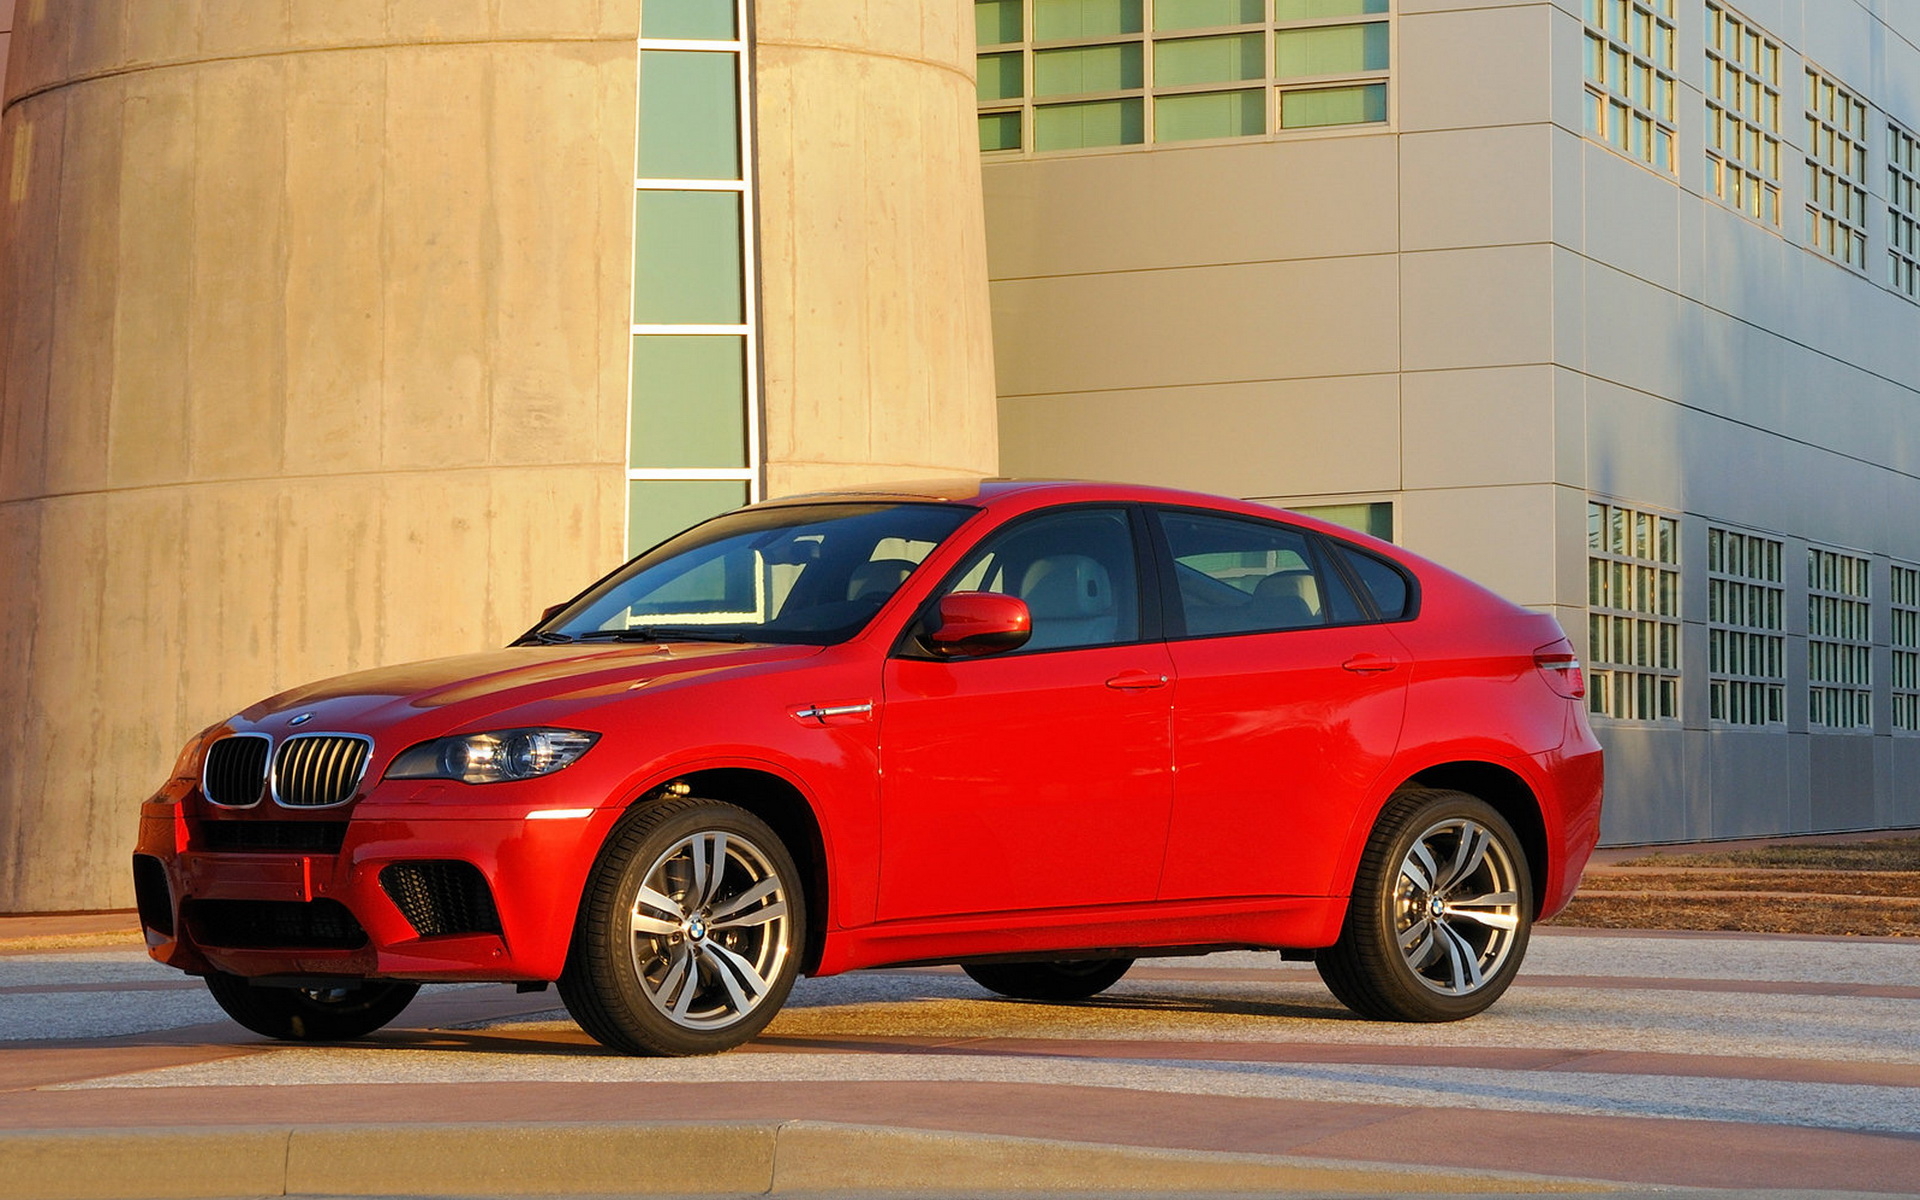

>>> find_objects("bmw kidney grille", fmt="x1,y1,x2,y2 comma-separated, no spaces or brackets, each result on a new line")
201,735,271,807
271,735,372,808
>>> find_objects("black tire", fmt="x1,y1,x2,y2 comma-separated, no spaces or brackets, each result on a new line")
963,957,1134,1001
1317,788,1533,1022
559,798,804,1056
204,972,419,1041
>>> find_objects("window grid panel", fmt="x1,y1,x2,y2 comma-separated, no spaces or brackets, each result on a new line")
630,0,763,560
1893,565,1920,732
975,0,1391,155
1890,122,1920,301
1805,68,1869,270
1587,501,1681,723
1808,547,1873,731
1706,528,1786,726
1704,1,1782,226
1582,0,1676,172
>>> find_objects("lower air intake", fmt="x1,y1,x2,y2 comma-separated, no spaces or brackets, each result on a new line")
185,899,367,949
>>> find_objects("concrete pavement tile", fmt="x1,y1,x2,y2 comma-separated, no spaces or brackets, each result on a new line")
284,1122,777,1197
0,1127,291,1199
0,1043,266,1090
766,1123,1610,1195
1289,1106,1920,1195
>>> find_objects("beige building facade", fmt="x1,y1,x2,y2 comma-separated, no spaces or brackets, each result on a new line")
0,0,996,911
979,0,1920,844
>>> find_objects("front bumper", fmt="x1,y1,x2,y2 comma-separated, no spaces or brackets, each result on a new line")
134,788,611,983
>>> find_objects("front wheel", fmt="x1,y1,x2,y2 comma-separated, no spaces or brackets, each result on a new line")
1317,789,1532,1022
560,798,804,1056
963,958,1134,1001
204,972,419,1041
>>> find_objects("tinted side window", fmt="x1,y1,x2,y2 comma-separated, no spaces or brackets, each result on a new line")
1158,511,1356,636
934,507,1141,651
1331,543,1412,620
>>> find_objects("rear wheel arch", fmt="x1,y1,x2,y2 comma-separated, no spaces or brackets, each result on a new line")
616,767,831,974
1397,762,1549,917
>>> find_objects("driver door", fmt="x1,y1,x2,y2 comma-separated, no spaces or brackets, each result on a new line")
876,506,1176,922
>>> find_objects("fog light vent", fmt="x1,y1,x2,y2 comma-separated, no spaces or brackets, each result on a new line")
380,861,503,938
132,855,174,938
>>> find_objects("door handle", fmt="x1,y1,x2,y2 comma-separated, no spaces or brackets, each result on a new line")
1341,653,1399,674
1106,671,1170,690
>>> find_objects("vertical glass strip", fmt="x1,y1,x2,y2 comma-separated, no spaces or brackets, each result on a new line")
638,51,742,180
633,190,744,325
628,480,753,558
630,335,749,469
642,0,737,40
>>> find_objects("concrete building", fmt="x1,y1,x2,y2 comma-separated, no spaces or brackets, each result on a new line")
0,0,1916,910
976,0,1920,846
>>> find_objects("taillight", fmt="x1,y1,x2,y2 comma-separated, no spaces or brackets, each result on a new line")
1534,639,1585,700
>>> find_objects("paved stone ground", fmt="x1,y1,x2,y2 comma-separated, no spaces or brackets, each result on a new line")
4,924,1919,1196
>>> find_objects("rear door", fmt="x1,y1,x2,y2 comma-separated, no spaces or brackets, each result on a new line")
1149,508,1411,901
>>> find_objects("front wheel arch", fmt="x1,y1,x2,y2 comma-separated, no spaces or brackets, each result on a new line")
617,768,831,975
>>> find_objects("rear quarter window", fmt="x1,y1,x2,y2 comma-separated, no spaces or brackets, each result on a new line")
1331,543,1414,620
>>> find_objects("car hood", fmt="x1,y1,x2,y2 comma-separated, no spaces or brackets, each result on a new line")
234,642,825,735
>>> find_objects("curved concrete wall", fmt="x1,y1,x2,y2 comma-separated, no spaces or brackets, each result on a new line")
754,1,998,497
0,0,996,912
0,3,637,913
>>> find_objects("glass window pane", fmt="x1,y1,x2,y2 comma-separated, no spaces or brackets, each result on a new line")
1154,0,1262,30
642,0,736,40
979,110,1023,151
638,51,741,180
941,508,1141,650
1275,22,1388,77
1154,88,1264,141
630,335,747,469
1153,33,1264,85
1158,510,1329,636
1035,42,1144,95
627,479,751,559
1278,82,1387,128
978,51,1025,100
1275,0,1387,18
1035,97,1145,148
1335,545,1410,619
1034,0,1143,39
1291,502,1392,542
633,190,743,324
976,0,1024,45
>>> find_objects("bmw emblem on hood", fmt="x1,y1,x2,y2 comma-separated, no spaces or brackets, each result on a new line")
289,712,315,727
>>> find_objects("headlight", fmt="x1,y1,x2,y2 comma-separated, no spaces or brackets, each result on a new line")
386,728,601,785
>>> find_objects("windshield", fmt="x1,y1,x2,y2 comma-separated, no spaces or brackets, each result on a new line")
532,502,977,646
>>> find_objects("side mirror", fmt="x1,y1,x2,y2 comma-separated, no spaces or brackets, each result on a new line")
926,592,1032,658
540,602,568,624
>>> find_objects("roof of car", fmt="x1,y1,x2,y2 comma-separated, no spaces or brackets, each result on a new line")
762,477,1269,509
756,478,1382,544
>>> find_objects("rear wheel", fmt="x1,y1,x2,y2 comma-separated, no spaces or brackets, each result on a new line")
560,798,804,1056
204,972,419,1041
1317,789,1532,1022
963,958,1134,1001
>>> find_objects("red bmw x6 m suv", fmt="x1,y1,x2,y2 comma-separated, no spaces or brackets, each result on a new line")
135,480,1603,1055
